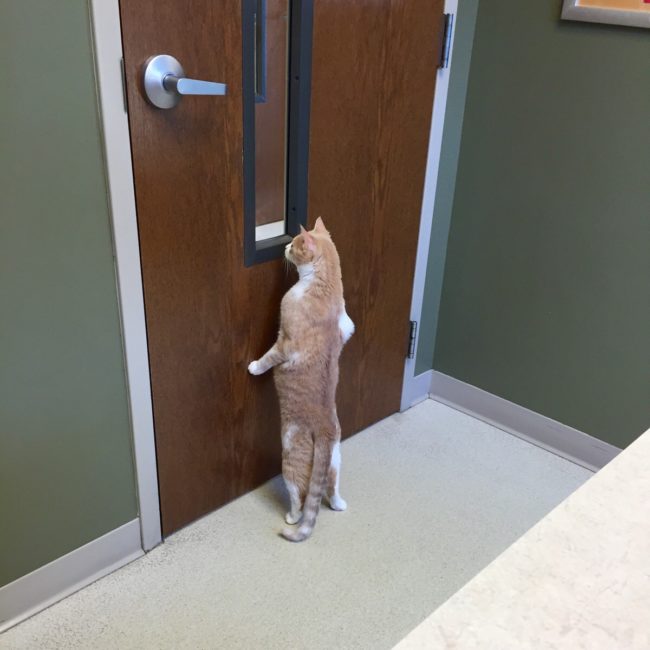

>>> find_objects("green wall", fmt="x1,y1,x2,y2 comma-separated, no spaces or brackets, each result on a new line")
0,1,138,586
432,1,650,447
416,0,480,374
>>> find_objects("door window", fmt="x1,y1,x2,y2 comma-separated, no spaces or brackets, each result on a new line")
243,0,313,265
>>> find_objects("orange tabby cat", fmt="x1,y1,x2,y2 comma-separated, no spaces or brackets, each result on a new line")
248,217,354,542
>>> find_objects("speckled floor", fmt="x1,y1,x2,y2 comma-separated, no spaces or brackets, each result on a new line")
0,399,592,650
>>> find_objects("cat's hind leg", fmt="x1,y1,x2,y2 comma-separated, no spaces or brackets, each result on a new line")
327,440,347,511
284,480,303,525
282,425,307,525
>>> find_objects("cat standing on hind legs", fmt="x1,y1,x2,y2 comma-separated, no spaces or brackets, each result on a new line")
248,217,354,542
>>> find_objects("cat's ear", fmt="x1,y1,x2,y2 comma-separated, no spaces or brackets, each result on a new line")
314,217,328,233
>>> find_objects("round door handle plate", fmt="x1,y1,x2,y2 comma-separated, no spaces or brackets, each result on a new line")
144,54,185,109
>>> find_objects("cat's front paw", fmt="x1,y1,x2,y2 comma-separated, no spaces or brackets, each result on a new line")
339,311,355,344
248,360,263,375
329,495,347,511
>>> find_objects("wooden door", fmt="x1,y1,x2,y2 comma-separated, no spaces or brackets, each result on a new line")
120,0,285,536
309,0,444,436
120,0,444,536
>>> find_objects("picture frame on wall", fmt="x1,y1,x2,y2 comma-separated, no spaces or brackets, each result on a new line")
561,0,650,28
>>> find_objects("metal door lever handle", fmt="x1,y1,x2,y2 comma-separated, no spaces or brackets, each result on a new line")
163,75,227,97
144,54,228,109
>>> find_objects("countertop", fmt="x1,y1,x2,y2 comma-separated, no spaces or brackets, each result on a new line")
394,428,650,649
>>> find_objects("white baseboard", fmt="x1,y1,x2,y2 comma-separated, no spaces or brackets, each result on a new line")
401,370,434,411
0,519,143,633
429,371,620,472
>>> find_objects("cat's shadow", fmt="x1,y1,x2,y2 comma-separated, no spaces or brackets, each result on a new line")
255,475,288,518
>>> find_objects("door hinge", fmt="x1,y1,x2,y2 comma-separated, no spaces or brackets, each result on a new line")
407,320,418,359
120,57,128,113
438,13,454,69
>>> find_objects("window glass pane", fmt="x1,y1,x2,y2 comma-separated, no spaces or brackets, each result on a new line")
254,0,290,241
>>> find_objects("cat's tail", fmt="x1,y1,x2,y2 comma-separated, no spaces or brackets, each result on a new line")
281,434,332,543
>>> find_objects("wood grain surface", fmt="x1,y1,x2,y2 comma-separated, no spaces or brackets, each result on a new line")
308,0,444,436
120,0,443,535
120,0,286,535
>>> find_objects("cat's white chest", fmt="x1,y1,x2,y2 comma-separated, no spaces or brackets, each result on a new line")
289,279,310,300
288,264,314,301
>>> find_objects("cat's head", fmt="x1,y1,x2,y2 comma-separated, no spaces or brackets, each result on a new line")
285,217,333,266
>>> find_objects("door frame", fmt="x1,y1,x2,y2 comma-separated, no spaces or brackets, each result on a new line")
400,0,458,412
91,0,459,551
90,0,162,551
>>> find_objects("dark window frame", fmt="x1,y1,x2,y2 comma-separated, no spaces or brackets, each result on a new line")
254,0,267,103
242,0,314,267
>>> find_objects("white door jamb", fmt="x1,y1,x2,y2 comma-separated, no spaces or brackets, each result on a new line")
90,0,162,552
401,0,458,412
